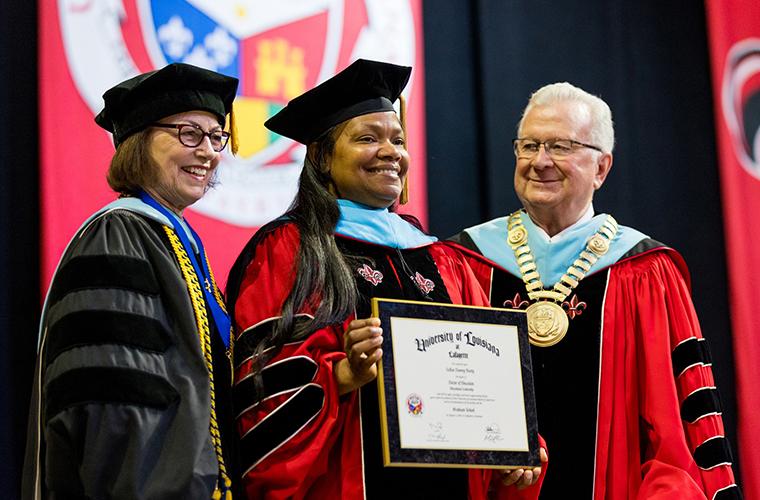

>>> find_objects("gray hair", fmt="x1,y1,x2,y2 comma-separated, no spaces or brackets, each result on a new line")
518,82,615,153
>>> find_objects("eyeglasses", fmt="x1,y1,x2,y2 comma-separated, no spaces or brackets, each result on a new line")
152,123,230,152
512,138,603,159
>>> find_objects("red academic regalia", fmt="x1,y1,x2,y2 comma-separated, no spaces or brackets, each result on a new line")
229,221,544,500
450,237,740,500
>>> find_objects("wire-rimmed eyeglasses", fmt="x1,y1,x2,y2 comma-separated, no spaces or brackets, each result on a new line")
513,138,603,159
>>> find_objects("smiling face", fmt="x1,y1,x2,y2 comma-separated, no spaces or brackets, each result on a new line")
514,101,613,235
327,111,409,209
146,110,222,214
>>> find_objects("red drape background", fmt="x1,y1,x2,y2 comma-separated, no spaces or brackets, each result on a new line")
40,0,425,291
706,1,760,497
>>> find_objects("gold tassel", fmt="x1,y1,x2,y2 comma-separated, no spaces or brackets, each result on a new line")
225,477,232,500
212,487,222,500
398,95,409,205
228,104,239,155
399,177,409,205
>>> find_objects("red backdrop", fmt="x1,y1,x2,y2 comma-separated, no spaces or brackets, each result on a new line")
705,1,760,496
40,0,425,290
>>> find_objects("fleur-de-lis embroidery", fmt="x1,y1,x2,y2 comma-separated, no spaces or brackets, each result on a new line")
411,272,435,295
503,292,529,309
562,294,587,319
358,264,383,286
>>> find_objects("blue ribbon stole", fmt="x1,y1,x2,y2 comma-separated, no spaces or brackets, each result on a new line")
138,191,231,349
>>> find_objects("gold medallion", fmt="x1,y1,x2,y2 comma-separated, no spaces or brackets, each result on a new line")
508,226,528,247
526,301,569,347
587,234,610,256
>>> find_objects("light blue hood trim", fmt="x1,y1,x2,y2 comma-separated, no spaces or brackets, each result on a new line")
335,199,437,249
464,212,648,285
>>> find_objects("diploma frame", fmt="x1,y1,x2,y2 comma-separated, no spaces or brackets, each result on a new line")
371,298,539,469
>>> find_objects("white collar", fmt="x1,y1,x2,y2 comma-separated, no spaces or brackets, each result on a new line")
531,204,595,243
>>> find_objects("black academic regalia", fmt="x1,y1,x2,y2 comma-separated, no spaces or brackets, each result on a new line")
23,205,238,499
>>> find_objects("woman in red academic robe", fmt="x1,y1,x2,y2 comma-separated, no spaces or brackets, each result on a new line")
226,59,546,500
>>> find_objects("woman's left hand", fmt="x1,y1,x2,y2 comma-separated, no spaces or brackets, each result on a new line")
501,447,547,489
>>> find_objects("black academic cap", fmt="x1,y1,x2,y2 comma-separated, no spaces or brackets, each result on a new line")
265,58,411,144
95,63,239,147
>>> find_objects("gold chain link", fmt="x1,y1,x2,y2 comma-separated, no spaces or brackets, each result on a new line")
507,211,619,303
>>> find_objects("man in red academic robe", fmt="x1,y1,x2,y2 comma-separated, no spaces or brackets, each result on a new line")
449,82,740,499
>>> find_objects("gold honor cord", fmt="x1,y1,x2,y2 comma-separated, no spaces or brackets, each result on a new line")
164,227,233,500
507,211,618,347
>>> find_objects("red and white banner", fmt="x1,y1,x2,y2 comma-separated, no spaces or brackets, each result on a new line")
40,0,426,289
706,1,760,495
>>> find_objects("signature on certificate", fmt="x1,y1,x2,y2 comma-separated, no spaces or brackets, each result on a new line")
484,423,503,442
427,421,448,442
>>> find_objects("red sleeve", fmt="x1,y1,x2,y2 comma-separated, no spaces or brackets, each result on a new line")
601,250,738,499
429,242,490,307
441,240,498,302
233,224,362,500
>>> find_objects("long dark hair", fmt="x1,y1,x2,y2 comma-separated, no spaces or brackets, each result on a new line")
228,125,360,389
276,126,360,340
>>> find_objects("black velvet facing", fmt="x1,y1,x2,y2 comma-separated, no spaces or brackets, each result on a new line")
672,337,713,377
49,255,160,304
694,437,733,469
234,315,312,367
233,356,318,416
681,387,722,424
618,238,666,261
488,268,607,499
338,237,453,308
45,310,172,367
446,231,479,254
714,485,743,500
44,367,179,422
238,384,324,474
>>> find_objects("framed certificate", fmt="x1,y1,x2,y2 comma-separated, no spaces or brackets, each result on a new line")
371,298,539,469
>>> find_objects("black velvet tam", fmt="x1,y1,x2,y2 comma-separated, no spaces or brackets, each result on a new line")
95,63,238,146
264,58,411,144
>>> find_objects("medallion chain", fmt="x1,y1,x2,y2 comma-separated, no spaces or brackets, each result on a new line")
507,211,618,347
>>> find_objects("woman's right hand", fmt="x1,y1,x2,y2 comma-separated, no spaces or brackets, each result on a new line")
335,318,384,395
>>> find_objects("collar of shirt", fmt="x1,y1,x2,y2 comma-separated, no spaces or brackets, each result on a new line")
334,199,438,249
529,204,595,243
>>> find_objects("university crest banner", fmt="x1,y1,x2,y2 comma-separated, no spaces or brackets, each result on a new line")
40,0,425,288
706,1,760,495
